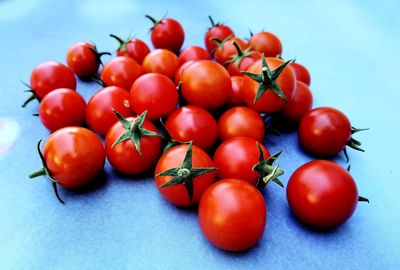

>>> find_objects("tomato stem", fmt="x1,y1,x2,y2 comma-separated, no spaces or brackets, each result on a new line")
29,167,46,178
253,144,284,189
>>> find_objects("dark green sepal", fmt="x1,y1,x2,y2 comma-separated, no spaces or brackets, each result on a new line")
344,126,369,161
358,196,370,203
225,41,257,67
253,143,284,189
159,118,187,153
88,44,111,67
21,81,39,108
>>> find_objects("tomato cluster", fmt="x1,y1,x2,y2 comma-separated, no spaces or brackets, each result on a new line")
24,14,368,251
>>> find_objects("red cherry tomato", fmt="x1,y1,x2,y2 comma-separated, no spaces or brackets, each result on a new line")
287,160,360,229
142,49,179,79
227,51,261,76
290,62,311,85
86,86,134,136
155,143,217,206
181,60,231,110
146,15,185,53
100,56,143,90
165,105,218,151
213,137,269,186
248,31,282,57
243,57,295,113
204,16,234,53
174,60,194,85
130,73,178,121
218,106,265,142
39,88,86,132
226,76,246,107
105,116,162,175
214,37,247,65
198,178,266,251
178,46,210,66
110,34,150,64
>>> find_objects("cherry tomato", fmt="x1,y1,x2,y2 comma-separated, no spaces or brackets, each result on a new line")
287,160,361,229
242,56,295,114
174,60,194,85
105,114,162,175
178,46,210,66
86,86,133,136
130,73,178,121
198,178,266,251
218,106,265,142
181,60,231,110
226,76,246,107
204,16,234,53
142,49,179,79
227,50,261,77
165,105,218,151
146,15,185,53
214,37,247,65
39,88,86,132
100,56,144,90
66,42,109,78
155,143,217,206
110,34,150,64
290,62,311,85
213,137,269,186
248,31,282,57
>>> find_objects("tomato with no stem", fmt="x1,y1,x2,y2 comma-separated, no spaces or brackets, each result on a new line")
199,178,266,251
146,15,185,53
130,73,178,121
204,16,234,53
226,76,246,107
110,34,150,65
214,37,247,65
165,105,218,151
178,46,210,66
287,160,362,229
100,56,144,90
181,60,231,110
142,49,179,79
86,86,134,136
39,88,86,132
248,31,282,57
290,62,311,86
218,106,265,142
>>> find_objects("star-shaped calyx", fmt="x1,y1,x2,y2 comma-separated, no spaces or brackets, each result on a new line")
252,143,284,190
159,118,187,153
343,126,369,162
112,109,163,155
242,54,292,103
156,142,217,202
225,41,258,66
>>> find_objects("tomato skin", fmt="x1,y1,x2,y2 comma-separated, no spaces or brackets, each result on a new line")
39,88,86,132
181,60,231,110
198,178,266,251
279,81,313,126
142,49,179,79
213,137,270,186
248,32,282,57
86,86,134,137
178,46,210,66
227,52,261,76
287,160,359,229
43,127,105,189
165,105,218,151
174,60,194,85
105,117,162,175
218,106,265,142
66,42,99,78
226,76,246,107
150,18,185,53
298,107,351,157
214,37,247,65
30,61,76,99
290,62,311,86
243,57,295,113
116,38,150,65
100,56,144,90
130,73,178,121
155,144,216,206
204,23,234,53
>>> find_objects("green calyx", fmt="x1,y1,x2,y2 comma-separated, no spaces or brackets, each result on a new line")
88,43,111,66
210,34,233,51
156,142,217,202
145,13,167,30
343,126,369,162
225,41,257,67
112,109,163,155
21,81,39,108
242,54,292,104
252,143,284,190
109,34,130,53
159,118,187,153
29,140,65,204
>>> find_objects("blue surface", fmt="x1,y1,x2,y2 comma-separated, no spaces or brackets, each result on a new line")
1,0,400,269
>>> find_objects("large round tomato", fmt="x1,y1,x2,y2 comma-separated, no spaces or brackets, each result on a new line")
218,106,265,142
110,34,150,65
204,16,234,53
86,86,134,136
287,160,360,229
181,60,231,110
154,143,217,206
165,105,218,151
247,31,282,57
178,46,210,66
242,57,295,114
100,56,143,90
39,88,86,132
142,49,179,79
174,61,194,85
289,62,311,86
198,178,266,251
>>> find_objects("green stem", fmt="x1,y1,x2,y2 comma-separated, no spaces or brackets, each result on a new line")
208,15,216,27
145,14,158,25
109,34,125,46
29,167,47,178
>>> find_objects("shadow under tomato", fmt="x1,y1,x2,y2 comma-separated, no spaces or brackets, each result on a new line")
62,169,109,197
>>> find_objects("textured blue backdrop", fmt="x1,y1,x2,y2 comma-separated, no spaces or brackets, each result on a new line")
0,0,399,269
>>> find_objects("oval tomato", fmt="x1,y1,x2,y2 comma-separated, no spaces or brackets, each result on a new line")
204,16,234,53
178,46,210,66
100,56,143,90
290,62,311,85
110,34,150,64
248,31,282,57
142,49,179,79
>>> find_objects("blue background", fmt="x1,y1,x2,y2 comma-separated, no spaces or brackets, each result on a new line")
0,0,399,269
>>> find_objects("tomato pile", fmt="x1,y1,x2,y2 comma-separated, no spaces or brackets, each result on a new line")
23,15,369,251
